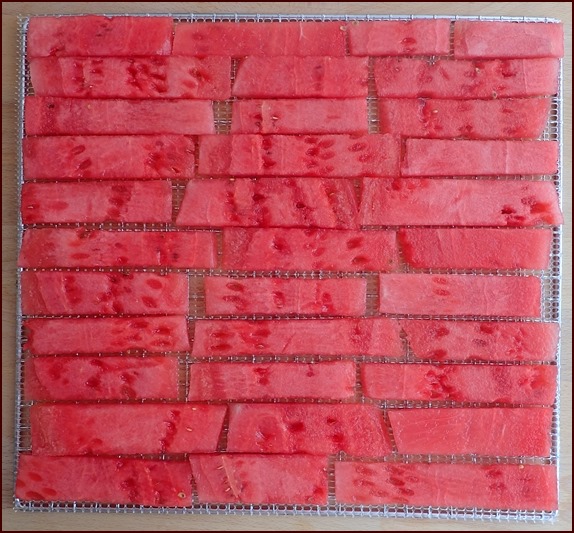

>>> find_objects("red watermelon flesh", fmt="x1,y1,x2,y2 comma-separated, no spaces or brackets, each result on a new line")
30,56,232,99
375,57,559,98
222,228,398,272
203,277,366,316
25,97,215,135
175,178,359,229
24,356,179,401
399,228,554,270
23,135,195,179
227,403,392,457
388,407,552,457
23,317,190,355
21,181,172,224
27,16,173,57
360,178,563,226
191,318,403,358
379,98,551,139
174,21,346,56
31,403,226,455
16,455,192,506
401,320,559,363
233,57,368,98
454,21,564,59
379,273,541,318
190,454,328,505
231,99,368,134
18,229,216,268
335,462,558,510
188,361,356,401
361,363,557,404
199,134,400,177
21,271,189,315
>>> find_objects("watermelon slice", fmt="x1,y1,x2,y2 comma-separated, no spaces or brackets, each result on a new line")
199,134,400,177
174,21,346,56
335,462,558,510
16,455,192,506
190,454,328,505
379,98,551,139
25,97,215,135
222,228,398,272
399,228,554,270
361,363,557,404
231,99,368,134
402,139,558,176
175,178,359,229
454,21,564,59
31,403,226,455
30,56,232,99
24,356,179,401
23,317,190,355
23,135,195,179
27,16,173,57
21,181,172,224
401,320,559,363
375,57,560,98
233,57,368,98
348,19,451,56
191,318,403,358
388,407,552,456
203,277,366,316
18,229,216,268
360,178,563,226
227,403,392,456
21,271,189,315
379,274,541,317
188,361,356,401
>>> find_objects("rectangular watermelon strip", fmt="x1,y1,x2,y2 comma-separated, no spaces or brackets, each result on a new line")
454,21,564,59
25,97,215,136
233,57,368,98
348,19,451,56
188,361,356,401
379,98,551,139
31,403,226,455
24,317,190,355
174,21,346,56
399,228,554,271
30,56,232,99
360,178,563,226
361,363,557,405
388,407,552,457
190,454,328,505
27,16,173,57
21,271,189,316
21,181,172,224
16,455,192,506
375,57,559,98
335,462,558,510
204,277,366,316
231,99,368,134
379,273,541,317
402,139,558,176
175,178,359,229
401,320,559,363
223,228,398,272
23,135,195,180
24,356,179,401
18,229,216,269
192,318,403,358
227,403,392,457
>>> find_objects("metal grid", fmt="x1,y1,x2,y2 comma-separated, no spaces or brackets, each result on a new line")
13,13,562,521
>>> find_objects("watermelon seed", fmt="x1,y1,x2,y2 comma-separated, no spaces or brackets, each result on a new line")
178,492,186,498
185,427,193,432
